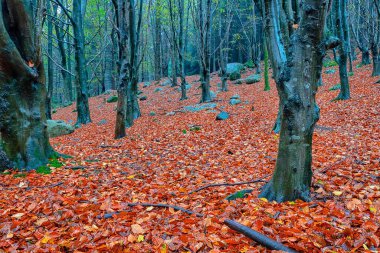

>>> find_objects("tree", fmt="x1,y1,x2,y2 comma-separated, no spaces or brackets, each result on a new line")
334,0,350,100
0,0,54,170
46,0,54,120
196,0,212,103
56,0,92,126
258,0,332,202
114,0,143,139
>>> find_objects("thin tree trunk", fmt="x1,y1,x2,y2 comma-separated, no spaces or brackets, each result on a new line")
335,0,350,100
46,1,53,120
73,0,91,126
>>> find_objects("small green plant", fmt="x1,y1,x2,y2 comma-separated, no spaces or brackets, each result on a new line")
36,166,52,175
182,129,187,134
329,84,341,91
323,60,338,68
190,126,201,131
49,158,63,168
356,63,363,68
244,60,255,68
14,173,27,178
348,72,354,76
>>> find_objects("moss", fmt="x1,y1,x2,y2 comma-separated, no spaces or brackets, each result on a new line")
348,72,354,76
244,60,255,68
107,96,118,103
226,189,253,201
36,166,52,175
329,84,341,91
49,158,63,168
229,72,241,81
323,60,338,68
14,173,27,178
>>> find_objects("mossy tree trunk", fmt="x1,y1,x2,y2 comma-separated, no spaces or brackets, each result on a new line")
258,0,328,202
0,0,54,170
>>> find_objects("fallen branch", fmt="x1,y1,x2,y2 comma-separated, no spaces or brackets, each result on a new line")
65,166,87,170
0,182,63,191
189,175,269,194
99,202,204,219
224,219,298,253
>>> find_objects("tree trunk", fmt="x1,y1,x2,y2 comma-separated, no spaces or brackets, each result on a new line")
46,1,53,120
0,0,53,170
362,49,371,65
73,0,91,126
372,45,380,76
154,0,162,81
199,0,212,103
335,0,350,100
258,0,328,202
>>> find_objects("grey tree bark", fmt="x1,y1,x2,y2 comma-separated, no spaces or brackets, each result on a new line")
258,0,329,202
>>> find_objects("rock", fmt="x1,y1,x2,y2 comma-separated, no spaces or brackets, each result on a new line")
139,95,147,101
226,63,245,81
210,91,217,100
154,88,163,92
47,120,74,138
160,79,172,86
166,111,176,116
216,111,229,120
226,63,245,75
325,69,336,74
183,103,217,112
143,82,151,88
149,111,156,116
98,119,107,126
231,94,240,100
107,96,118,103
329,84,341,91
244,74,261,84
229,72,241,81
230,99,242,105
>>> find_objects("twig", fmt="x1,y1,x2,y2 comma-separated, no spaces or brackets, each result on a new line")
189,175,269,194
0,182,63,191
224,219,299,253
99,202,204,219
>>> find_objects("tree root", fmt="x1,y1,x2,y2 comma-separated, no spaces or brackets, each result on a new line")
99,202,204,219
189,175,269,194
224,219,299,253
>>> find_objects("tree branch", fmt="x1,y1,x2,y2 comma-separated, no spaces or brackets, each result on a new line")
189,175,269,194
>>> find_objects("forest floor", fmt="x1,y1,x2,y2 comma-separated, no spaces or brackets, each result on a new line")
0,61,379,252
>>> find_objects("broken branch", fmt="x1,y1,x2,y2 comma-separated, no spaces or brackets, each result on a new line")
224,219,298,253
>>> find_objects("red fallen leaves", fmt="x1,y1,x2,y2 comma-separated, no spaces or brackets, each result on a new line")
0,59,379,252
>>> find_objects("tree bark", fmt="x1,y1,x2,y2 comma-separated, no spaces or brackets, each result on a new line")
73,0,92,126
0,0,53,170
46,1,54,120
335,0,350,100
259,0,328,202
